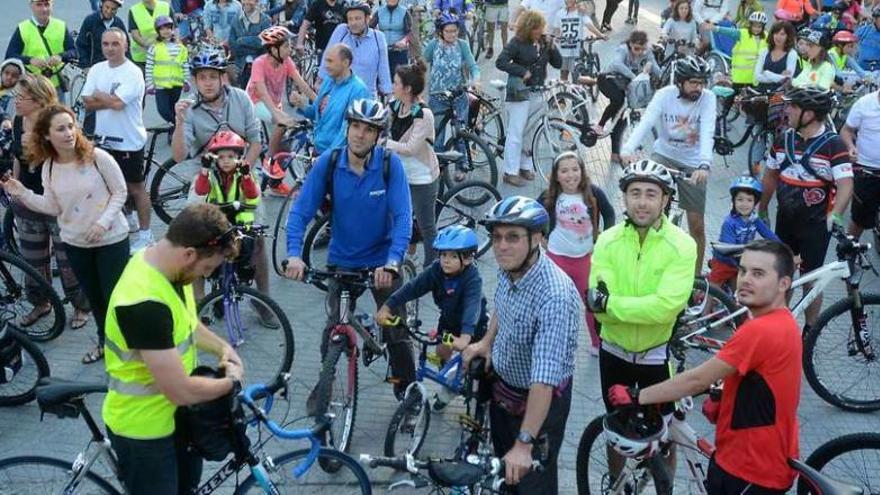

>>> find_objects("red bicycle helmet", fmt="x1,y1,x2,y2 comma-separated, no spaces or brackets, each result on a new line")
259,26,292,46
832,30,858,44
207,131,247,153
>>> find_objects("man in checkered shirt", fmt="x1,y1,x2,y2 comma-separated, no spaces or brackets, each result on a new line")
463,196,582,494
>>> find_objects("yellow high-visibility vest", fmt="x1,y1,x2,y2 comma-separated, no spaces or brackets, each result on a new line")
130,1,171,63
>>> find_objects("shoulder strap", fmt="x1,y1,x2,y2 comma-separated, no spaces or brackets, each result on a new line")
782,128,836,186
589,194,600,240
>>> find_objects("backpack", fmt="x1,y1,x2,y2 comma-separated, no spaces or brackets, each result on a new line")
781,128,836,188
324,147,392,225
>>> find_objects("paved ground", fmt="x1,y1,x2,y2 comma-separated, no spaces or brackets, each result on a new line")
0,1,879,494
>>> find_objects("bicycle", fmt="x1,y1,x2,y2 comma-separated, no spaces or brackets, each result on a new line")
712,86,785,177
571,38,603,103
468,0,487,60
0,310,50,407
674,226,880,412
148,124,200,225
0,245,66,342
0,374,372,493
197,224,295,390
798,432,880,494
430,88,499,189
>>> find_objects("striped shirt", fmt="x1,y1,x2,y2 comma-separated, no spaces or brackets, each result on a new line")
145,41,191,89
492,252,582,389
766,126,852,188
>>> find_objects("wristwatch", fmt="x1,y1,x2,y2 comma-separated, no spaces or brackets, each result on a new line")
516,430,535,445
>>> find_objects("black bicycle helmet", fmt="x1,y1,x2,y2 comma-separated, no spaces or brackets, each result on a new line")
783,86,833,112
674,55,711,84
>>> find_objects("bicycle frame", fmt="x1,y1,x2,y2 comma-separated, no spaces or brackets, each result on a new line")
402,345,465,404
217,261,247,348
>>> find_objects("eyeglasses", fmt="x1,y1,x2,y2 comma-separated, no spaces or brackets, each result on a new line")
13,92,33,102
491,232,528,245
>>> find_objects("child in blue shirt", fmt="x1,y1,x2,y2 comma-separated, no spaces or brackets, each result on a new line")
708,176,779,287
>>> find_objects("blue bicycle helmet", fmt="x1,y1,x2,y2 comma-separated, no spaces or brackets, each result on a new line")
435,12,460,32
433,225,479,252
191,48,228,73
729,176,763,200
483,196,549,232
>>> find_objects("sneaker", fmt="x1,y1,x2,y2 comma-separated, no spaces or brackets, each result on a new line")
125,211,139,233
502,173,526,187
265,156,286,180
268,182,293,197
130,230,154,253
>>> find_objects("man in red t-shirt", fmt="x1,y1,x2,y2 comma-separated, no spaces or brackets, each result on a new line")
607,239,801,494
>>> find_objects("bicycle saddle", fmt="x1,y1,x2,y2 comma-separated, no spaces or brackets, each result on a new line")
428,460,485,487
436,150,464,163
36,377,107,407
788,459,864,495
711,242,745,257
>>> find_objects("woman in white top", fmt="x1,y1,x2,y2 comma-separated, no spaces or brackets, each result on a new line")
2,104,129,364
386,60,440,267
754,21,798,91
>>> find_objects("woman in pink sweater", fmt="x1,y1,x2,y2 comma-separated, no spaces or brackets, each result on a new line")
2,105,129,364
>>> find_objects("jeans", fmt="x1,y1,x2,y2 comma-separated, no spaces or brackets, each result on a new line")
156,87,183,125
107,428,203,495
503,93,543,176
627,0,640,18
489,379,572,494
64,238,130,346
429,91,469,164
410,180,439,267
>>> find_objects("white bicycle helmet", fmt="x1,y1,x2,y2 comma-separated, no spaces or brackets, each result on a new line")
748,11,769,24
619,159,676,195
603,408,669,460
346,99,389,130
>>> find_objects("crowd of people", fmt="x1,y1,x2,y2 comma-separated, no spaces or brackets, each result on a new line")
0,0,879,493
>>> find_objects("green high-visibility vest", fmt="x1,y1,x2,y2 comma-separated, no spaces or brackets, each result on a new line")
102,250,198,440
152,42,188,88
130,1,171,63
730,29,767,85
18,18,66,87
206,170,260,225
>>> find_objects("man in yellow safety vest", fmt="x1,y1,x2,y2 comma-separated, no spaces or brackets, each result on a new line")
103,202,244,494
4,0,76,98
128,0,173,70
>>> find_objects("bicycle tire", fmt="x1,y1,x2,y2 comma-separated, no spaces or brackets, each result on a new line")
468,92,505,155
549,90,592,124
313,340,358,473
798,432,880,495
803,293,880,412
746,129,769,178
236,447,372,494
3,208,18,256
530,117,581,184
384,387,430,457
271,183,302,277
150,158,194,225
435,180,501,259
0,455,121,493
705,52,729,76
0,326,50,407
197,286,295,388
0,249,66,341
301,214,332,291
588,54,601,102
670,280,742,369
440,130,498,192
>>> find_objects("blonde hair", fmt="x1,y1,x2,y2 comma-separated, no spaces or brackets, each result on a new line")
515,10,546,42
16,73,58,110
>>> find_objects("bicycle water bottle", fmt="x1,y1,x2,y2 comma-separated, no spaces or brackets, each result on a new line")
433,364,459,412
354,311,379,340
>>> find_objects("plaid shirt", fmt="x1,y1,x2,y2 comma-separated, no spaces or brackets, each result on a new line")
492,253,582,389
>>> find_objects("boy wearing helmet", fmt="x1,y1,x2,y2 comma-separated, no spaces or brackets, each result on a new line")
377,225,489,408
462,196,581,493
247,25,315,128
707,176,779,287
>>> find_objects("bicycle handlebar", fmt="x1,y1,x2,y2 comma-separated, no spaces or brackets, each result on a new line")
360,453,542,490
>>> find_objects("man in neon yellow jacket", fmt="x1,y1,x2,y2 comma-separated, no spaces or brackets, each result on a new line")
5,0,76,97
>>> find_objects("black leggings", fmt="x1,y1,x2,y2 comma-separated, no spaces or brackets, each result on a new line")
597,75,628,154
628,0,639,18
64,239,130,346
602,0,622,26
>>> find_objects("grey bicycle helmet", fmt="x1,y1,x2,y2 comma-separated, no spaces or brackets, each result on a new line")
619,159,676,194
674,55,712,84
783,86,833,112
346,99,389,130
345,0,371,16
483,196,549,232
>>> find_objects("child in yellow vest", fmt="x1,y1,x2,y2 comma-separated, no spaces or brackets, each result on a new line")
708,11,768,117
192,131,278,328
146,16,190,124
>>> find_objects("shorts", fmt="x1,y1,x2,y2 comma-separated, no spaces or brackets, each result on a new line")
107,148,145,183
561,56,577,73
484,4,509,23
651,152,707,214
707,258,738,286
775,208,830,273
851,168,880,229
598,348,674,414
706,457,789,494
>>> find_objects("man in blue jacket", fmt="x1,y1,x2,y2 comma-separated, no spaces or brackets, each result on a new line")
77,0,128,69
857,6,880,68
290,43,370,153
229,0,271,87
284,98,415,402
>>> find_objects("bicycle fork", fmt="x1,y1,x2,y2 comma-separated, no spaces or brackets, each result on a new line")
847,292,876,361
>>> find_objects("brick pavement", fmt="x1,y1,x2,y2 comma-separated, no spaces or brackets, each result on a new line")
0,1,879,493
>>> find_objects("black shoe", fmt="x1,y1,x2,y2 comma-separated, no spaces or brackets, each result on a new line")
600,24,613,33
484,48,493,59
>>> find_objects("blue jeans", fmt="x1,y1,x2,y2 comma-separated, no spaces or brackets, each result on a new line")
156,87,183,124
429,91,469,165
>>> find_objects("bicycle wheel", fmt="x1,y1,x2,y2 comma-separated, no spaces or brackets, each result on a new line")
0,455,120,494
271,184,302,277
469,19,485,60
313,340,358,473
468,92,504,155
3,209,18,256
798,432,880,495
197,286,294,389
587,54,601,102
237,447,372,494
150,158,196,224
746,129,769,178
441,129,498,192
301,215,332,291
0,326,50,407
530,117,581,184
435,180,501,259
548,90,591,124
803,293,880,412
0,250,65,341
384,386,430,457
670,279,742,370
705,52,729,76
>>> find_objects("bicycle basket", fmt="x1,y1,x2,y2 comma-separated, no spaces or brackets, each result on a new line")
741,97,769,125
0,323,23,384
627,74,653,109
175,366,249,461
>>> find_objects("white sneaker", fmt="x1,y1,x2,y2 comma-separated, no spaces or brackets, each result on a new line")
129,230,154,253
125,211,139,233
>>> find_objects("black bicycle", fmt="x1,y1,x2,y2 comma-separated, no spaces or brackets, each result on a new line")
0,311,50,407
571,38,603,102
147,125,195,225
431,88,499,190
